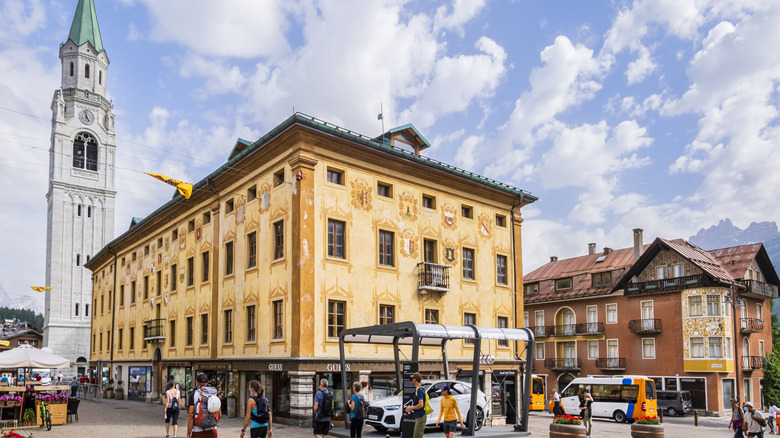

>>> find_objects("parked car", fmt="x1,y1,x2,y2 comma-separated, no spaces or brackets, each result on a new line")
365,380,490,433
656,390,693,416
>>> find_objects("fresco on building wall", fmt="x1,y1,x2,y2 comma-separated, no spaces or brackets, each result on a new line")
401,229,418,258
443,239,458,265
259,182,271,213
236,195,246,224
441,203,457,229
398,192,418,221
350,179,372,210
478,213,493,238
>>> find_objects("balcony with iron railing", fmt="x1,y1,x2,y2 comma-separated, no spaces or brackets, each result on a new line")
527,322,605,338
625,274,712,296
143,318,166,343
739,279,779,299
740,318,764,334
528,326,550,338
595,357,626,371
417,262,451,293
544,358,582,371
628,319,663,335
742,356,764,371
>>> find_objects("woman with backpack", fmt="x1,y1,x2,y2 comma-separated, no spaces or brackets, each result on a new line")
164,380,182,438
347,382,366,438
241,380,272,438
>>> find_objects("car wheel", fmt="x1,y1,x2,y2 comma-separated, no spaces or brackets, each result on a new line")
372,425,388,432
467,407,485,431
667,407,679,416
613,410,627,423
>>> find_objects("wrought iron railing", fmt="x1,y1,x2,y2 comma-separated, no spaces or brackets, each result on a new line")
417,262,451,292
575,322,605,335
628,319,663,334
143,318,166,342
528,326,549,338
595,357,626,370
544,358,582,371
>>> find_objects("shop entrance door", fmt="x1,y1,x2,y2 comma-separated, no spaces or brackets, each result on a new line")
503,380,516,423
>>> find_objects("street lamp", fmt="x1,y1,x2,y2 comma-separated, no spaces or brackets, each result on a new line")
723,282,745,403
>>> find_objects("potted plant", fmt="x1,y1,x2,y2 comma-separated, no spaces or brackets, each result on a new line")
115,380,124,400
226,391,237,418
631,416,663,437
22,408,35,426
105,379,115,399
549,415,587,438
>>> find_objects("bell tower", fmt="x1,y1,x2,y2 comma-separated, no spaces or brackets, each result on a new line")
44,0,116,374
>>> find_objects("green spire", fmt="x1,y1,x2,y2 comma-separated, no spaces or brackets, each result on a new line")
67,0,104,53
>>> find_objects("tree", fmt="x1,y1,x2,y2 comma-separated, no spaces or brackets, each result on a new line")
763,314,780,404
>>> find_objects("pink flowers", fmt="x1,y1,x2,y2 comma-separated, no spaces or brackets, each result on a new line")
0,395,22,403
36,393,69,402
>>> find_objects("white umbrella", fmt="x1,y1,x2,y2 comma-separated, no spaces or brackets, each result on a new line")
0,344,70,369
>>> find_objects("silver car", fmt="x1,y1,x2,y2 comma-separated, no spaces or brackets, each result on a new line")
365,380,490,432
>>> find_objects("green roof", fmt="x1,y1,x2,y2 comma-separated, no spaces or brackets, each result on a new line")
67,0,104,53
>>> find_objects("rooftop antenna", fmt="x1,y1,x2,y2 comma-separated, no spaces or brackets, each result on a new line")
377,103,385,145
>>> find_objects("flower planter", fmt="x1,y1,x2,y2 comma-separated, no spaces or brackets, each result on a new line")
115,391,124,400
550,423,587,438
631,423,664,438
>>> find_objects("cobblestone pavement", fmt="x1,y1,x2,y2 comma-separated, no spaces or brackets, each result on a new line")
23,397,748,437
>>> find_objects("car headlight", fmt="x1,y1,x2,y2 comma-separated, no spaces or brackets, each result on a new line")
384,405,401,411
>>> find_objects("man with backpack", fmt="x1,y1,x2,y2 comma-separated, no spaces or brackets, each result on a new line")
187,373,221,438
403,372,427,438
313,379,334,437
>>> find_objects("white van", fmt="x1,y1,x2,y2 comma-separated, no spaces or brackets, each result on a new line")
31,369,52,385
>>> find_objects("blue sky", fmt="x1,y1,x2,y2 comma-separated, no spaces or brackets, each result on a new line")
2,0,779,311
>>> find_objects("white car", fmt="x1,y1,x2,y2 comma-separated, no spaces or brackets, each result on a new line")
365,380,490,432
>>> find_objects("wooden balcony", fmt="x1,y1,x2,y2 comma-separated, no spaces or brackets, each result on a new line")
739,280,779,300
740,318,764,334
544,358,582,371
625,274,712,296
742,356,764,371
143,318,166,344
417,263,450,293
595,357,626,371
628,319,663,335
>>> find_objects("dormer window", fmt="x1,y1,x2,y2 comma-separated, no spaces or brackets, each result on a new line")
592,272,611,287
556,278,572,290
524,283,539,295
85,64,90,79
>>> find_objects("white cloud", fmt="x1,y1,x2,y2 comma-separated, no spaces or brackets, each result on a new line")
178,54,248,97
0,0,47,40
453,135,482,170
625,45,657,85
433,0,487,37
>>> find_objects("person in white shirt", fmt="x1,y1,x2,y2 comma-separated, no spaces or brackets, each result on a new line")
744,401,766,438
768,402,778,434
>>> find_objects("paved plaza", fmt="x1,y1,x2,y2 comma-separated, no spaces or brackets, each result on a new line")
15,397,748,437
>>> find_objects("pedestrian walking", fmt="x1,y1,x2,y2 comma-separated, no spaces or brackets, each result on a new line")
164,380,181,438
186,372,221,438
768,401,778,434
347,382,366,438
435,385,463,438
403,372,427,438
579,392,594,437
729,399,745,438
313,379,333,438
744,401,766,438
241,380,272,438
551,389,564,416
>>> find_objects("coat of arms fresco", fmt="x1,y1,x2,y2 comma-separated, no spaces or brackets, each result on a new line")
398,192,418,221
259,182,271,213
441,203,457,229
351,179,372,210
478,213,492,238
400,229,418,258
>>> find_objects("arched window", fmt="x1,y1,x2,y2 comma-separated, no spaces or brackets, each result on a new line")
70,62,74,76
99,70,102,85
73,132,97,170
87,206,92,217
85,64,90,79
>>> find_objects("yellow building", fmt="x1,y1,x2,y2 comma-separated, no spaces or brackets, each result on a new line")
85,114,536,425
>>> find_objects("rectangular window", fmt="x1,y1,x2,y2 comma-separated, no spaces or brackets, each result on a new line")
709,337,722,358
143,275,149,300
423,239,437,263
129,327,135,350
225,198,234,213
327,220,346,259
203,211,211,225
726,337,732,358
588,340,599,359
246,305,256,342
144,245,150,256
606,303,618,324
524,311,529,328
327,301,345,338
156,271,162,296
642,338,656,359
188,220,195,232
464,313,476,345
524,283,539,295
462,248,475,280
131,281,136,304
536,342,545,360
119,285,124,307
247,232,257,268
75,303,80,316
706,295,720,316
201,252,209,282
377,182,392,198
186,317,193,346
225,242,234,275
201,314,208,345
378,230,394,267
424,309,439,324
326,168,344,185
422,195,436,209
461,205,473,219
656,266,667,280
273,300,284,339
273,169,285,186
132,252,137,262
496,214,506,227
170,264,177,291
379,305,395,325
101,294,104,314
688,295,703,316
555,278,572,290
592,272,612,287
118,328,123,350
672,263,685,277
169,320,176,348
273,221,284,260
497,316,509,347
690,337,704,358
187,257,194,286
497,255,508,285
224,309,233,344
172,229,178,241
247,185,257,201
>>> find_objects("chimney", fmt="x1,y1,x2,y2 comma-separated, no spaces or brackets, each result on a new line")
550,256,558,262
588,243,596,255
633,228,644,262
603,247,613,255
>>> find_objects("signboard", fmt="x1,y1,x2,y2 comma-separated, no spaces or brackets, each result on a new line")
401,362,419,438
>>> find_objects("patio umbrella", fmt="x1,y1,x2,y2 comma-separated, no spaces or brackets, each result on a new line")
0,344,70,369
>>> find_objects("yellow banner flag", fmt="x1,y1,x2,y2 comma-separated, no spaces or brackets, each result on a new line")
0,340,9,347
145,173,193,199
30,286,52,292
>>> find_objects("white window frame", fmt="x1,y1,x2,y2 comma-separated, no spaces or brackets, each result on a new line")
524,311,529,329
688,295,703,317
535,342,545,360
656,266,667,280
706,295,720,316
709,336,723,358
606,303,618,324
690,337,705,358
642,338,656,359
672,263,684,277
587,340,599,360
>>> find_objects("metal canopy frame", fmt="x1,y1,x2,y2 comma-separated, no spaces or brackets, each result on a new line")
338,321,534,436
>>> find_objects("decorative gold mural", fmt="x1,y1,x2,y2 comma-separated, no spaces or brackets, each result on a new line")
350,178,372,211
441,203,457,229
398,191,418,221
400,229,418,258
477,213,492,238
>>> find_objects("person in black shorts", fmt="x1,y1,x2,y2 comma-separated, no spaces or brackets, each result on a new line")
164,380,181,438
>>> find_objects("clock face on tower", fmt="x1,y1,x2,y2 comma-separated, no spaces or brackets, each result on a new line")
78,109,95,125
